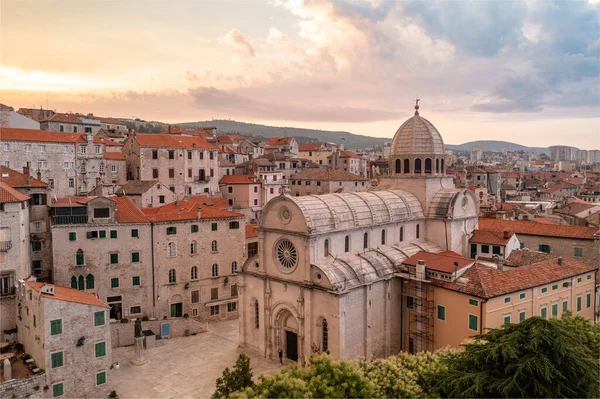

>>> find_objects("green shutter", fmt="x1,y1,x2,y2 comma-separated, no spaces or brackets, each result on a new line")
69,232,76,241
437,305,445,321
552,303,558,317
94,311,105,326
76,252,84,265
563,300,568,312
503,315,510,324
131,252,140,263
99,230,106,238
541,287,547,293
541,307,547,319
504,297,510,303
96,371,106,385
52,383,64,397
51,352,63,368
110,253,118,264
70,276,77,289
468,299,478,306
87,231,93,239
110,230,117,238
33,315,36,328
132,276,140,286
111,278,119,288
131,229,139,238
586,293,591,308
95,342,106,357
519,292,526,299
211,223,217,231
50,319,62,335
577,296,582,311
468,314,478,331
191,225,198,233
519,311,526,322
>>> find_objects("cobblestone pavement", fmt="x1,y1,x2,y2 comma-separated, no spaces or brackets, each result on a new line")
109,319,281,398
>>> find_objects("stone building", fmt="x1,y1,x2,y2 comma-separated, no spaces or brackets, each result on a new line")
0,103,40,129
115,180,176,208
468,229,520,259
329,149,368,177
50,196,152,320
0,182,31,333
142,201,245,320
0,166,53,280
39,113,86,133
219,175,262,222
123,133,220,198
264,137,298,157
298,143,337,166
0,128,125,197
239,103,481,363
17,278,112,398
289,169,370,196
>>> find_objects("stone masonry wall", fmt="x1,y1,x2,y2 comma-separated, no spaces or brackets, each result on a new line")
109,317,207,348
0,373,47,399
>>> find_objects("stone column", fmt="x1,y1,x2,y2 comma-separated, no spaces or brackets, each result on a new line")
131,336,146,365
3,358,11,380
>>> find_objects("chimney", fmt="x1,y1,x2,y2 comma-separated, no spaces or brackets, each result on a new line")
197,207,202,220
36,170,42,181
503,230,510,239
497,257,504,271
558,256,563,266
22,166,30,176
168,125,171,134
416,260,426,281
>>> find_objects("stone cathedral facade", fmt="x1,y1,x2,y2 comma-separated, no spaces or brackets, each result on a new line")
239,104,479,364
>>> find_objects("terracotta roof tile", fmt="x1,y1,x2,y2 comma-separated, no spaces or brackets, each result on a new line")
542,182,577,193
430,258,596,299
0,181,30,203
39,112,82,124
246,224,259,239
403,251,473,273
339,150,360,158
26,278,109,308
219,175,259,184
112,196,149,223
141,200,243,222
470,230,513,246
104,152,126,160
188,195,230,209
555,202,599,216
116,181,160,196
478,218,599,240
291,169,368,181
299,143,323,151
133,133,217,149
91,116,126,125
504,249,556,267
1,127,84,143
265,137,295,146
0,166,47,188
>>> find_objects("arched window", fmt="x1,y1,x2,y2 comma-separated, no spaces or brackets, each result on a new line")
168,269,176,283
191,266,198,280
212,240,218,252
416,224,420,239
78,275,84,291
70,276,77,289
231,261,238,273
86,274,94,289
168,242,176,257
415,158,422,173
395,158,401,174
324,239,329,257
76,249,84,266
400,226,404,242
322,319,329,352
190,240,197,254
404,158,410,174
344,235,350,253
425,158,432,174
254,300,259,329
381,229,386,245
436,158,440,173
212,264,219,277
363,232,368,249
441,158,445,174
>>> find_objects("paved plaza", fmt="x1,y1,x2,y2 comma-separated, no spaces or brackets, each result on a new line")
109,320,281,398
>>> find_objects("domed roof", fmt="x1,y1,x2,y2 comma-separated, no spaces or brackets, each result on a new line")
390,103,445,156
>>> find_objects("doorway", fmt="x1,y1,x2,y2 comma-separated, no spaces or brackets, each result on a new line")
170,302,183,318
285,330,298,362
107,296,123,320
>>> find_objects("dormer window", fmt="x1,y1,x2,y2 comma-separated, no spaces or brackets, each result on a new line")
93,208,110,218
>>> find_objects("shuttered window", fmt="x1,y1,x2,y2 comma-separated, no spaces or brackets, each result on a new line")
50,319,62,335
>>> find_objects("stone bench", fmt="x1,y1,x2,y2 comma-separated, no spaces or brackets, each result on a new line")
25,358,35,364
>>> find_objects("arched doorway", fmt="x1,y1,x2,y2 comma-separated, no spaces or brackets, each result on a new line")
275,308,299,362
170,294,183,318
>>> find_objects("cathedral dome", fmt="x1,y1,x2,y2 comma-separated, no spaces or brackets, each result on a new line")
388,101,446,177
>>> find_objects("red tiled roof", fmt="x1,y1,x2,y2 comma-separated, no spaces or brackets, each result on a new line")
555,202,599,216
531,216,561,225
265,137,295,147
188,195,230,209
112,196,149,224
339,150,360,158
504,249,556,267
91,116,125,125
40,112,82,124
219,175,259,184
0,166,47,188
0,181,30,203
299,143,323,151
26,278,109,308
51,196,96,207
542,182,577,193
470,230,513,246
95,137,123,146
1,127,83,143
246,224,259,239
104,152,126,160
478,218,599,240
430,258,596,299
133,133,217,149
141,200,243,222
291,169,368,181
402,251,473,273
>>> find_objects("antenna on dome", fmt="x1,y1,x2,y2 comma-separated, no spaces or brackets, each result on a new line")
414,98,420,115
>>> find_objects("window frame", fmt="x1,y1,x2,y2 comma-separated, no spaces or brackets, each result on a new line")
51,351,64,369
468,314,478,331
437,305,446,321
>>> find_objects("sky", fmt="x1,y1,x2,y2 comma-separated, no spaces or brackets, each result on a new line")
1,0,599,149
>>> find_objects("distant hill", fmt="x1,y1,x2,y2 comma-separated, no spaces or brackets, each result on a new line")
177,120,389,150
445,140,550,153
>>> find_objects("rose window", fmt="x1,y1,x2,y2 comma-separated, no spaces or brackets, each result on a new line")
276,239,297,269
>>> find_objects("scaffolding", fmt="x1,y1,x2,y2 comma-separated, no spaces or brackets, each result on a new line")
402,264,434,353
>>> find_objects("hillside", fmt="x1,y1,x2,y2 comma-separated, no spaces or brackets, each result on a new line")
178,120,390,150
445,140,550,153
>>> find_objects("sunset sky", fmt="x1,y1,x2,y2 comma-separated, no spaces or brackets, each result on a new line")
1,0,599,149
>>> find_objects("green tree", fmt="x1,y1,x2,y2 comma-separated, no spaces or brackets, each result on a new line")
430,315,600,398
212,354,254,399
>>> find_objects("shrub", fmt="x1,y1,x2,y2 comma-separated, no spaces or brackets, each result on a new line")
14,343,24,351
183,313,189,319
141,316,149,321
120,318,129,323
109,390,118,398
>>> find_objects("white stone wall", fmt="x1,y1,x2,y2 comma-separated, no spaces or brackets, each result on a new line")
290,179,370,196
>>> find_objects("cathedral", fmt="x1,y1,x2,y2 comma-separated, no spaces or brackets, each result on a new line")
239,103,479,364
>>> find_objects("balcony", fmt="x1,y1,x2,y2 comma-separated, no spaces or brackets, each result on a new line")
0,241,12,252
54,215,88,225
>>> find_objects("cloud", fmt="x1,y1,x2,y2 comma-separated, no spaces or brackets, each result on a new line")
221,28,255,56
188,86,400,122
472,75,548,113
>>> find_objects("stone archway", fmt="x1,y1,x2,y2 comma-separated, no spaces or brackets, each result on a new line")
273,307,301,362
